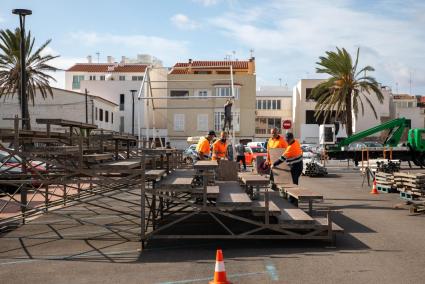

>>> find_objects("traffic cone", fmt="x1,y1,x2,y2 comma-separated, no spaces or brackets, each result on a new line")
370,178,379,194
210,249,231,284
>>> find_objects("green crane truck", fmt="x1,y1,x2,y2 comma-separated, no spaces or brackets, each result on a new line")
325,118,425,167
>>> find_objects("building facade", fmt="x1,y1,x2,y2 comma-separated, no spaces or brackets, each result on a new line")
65,55,167,138
166,59,256,149
254,86,292,139
391,94,425,129
292,79,392,143
0,87,117,132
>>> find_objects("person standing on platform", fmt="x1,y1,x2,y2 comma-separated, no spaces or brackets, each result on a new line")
195,130,216,160
271,132,303,185
223,99,233,131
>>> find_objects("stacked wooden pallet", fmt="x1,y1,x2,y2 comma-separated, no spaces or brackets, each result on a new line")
375,172,394,186
303,160,327,177
393,172,425,197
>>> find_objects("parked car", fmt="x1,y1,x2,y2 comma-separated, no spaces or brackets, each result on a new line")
244,146,267,166
182,148,197,164
348,141,383,150
0,150,47,175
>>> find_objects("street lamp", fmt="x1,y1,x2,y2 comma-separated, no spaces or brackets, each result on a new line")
12,9,32,130
130,90,137,136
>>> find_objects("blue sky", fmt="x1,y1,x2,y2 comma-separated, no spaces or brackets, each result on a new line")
1,0,425,94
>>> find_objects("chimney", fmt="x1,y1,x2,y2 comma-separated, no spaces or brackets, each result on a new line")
107,56,114,63
87,55,92,63
188,58,192,64
121,56,126,64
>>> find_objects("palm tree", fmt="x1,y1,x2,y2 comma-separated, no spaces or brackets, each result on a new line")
0,28,59,130
311,47,384,136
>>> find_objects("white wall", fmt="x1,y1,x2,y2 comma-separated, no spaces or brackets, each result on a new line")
0,88,117,132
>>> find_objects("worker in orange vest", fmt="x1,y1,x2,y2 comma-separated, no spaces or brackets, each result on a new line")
266,127,288,165
212,131,228,161
195,130,216,160
271,132,303,185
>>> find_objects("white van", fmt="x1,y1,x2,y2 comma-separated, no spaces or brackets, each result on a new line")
246,141,266,149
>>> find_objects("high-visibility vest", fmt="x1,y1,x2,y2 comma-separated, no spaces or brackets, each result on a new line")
196,137,211,156
266,135,288,162
282,139,303,165
212,140,228,160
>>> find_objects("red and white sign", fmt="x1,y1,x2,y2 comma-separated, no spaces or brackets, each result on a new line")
282,120,292,129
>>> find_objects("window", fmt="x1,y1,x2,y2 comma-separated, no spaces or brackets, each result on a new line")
72,75,84,89
89,75,96,80
306,110,337,124
277,100,281,110
197,114,209,131
95,107,98,120
174,114,185,131
272,100,277,110
170,90,189,97
119,75,125,81
197,90,208,97
255,117,281,134
120,116,124,132
111,113,114,124
105,111,109,123
215,87,240,99
119,94,125,111
132,76,143,81
267,100,271,109
99,109,103,121
214,111,240,132
256,100,261,110
306,88,317,102
100,75,105,81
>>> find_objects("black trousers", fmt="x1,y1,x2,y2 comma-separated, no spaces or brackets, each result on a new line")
223,116,232,130
290,161,303,185
236,155,246,169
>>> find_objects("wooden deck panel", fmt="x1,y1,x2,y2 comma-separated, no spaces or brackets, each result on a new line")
269,192,315,224
216,181,252,208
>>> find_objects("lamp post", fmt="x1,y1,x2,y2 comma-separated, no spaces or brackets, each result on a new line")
12,9,32,130
130,90,137,136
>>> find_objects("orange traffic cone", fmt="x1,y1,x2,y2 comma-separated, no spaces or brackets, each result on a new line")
370,178,379,194
210,249,231,284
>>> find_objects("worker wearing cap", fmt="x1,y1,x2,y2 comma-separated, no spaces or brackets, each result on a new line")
196,130,216,160
271,132,303,185
266,128,288,165
212,131,228,161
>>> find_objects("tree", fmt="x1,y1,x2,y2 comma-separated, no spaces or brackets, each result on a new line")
311,47,384,136
0,28,59,129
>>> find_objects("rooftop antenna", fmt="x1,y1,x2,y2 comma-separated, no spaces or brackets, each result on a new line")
232,50,236,60
249,48,254,58
395,82,399,94
278,78,282,86
96,52,100,63
409,71,413,95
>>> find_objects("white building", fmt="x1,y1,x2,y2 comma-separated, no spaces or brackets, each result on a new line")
65,55,167,138
0,87,117,132
255,86,292,139
292,79,392,143
391,94,425,129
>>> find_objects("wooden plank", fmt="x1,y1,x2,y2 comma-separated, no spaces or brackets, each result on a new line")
192,185,220,198
146,169,166,180
269,148,292,184
155,169,195,190
83,153,114,162
269,192,315,224
240,174,270,186
216,181,252,207
285,188,323,202
315,218,344,233
251,200,281,216
194,160,218,170
216,160,238,181
101,158,141,169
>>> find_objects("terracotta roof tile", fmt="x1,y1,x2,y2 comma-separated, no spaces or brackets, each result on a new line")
67,63,147,73
170,60,251,74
